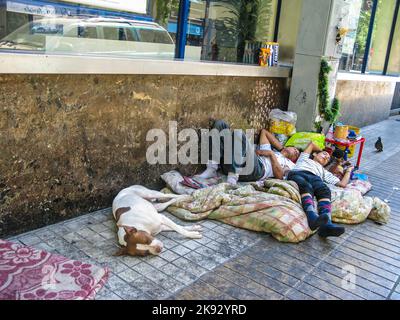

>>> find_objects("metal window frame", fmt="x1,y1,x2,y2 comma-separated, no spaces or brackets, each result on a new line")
175,0,282,60
274,0,282,43
383,0,400,75
361,0,378,74
174,0,190,59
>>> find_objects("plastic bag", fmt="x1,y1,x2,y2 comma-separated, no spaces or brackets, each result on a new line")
274,133,289,146
285,132,326,151
268,109,297,136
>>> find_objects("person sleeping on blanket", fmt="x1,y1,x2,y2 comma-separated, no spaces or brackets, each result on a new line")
196,120,300,185
287,142,354,238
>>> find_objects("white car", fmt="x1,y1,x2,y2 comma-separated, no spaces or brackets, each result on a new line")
0,17,175,59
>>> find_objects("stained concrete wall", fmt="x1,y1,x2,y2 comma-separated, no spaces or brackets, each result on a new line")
335,80,397,128
0,74,288,237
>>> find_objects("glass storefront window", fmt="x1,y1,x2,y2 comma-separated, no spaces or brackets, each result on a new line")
339,0,374,72
0,0,177,60
277,0,303,64
387,8,400,76
183,0,278,63
367,0,397,74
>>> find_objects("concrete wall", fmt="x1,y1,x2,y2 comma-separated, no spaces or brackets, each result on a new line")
335,79,397,127
0,74,288,237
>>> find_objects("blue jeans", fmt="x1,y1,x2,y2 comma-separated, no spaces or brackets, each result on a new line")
209,120,265,182
287,170,332,200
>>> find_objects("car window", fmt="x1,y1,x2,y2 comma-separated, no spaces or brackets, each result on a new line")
80,26,98,39
135,28,173,44
125,28,139,42
64,25,79,37
103,27,120,41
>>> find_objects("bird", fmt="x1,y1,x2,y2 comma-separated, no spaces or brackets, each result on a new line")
375,137,383,152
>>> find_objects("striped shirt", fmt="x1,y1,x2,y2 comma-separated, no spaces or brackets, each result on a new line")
292,152,340,185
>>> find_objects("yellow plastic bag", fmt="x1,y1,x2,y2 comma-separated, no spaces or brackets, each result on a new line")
285,132,326,151
268,109,297,136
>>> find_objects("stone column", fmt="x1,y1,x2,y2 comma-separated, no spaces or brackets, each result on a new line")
0,6,6,39
288,0,351,132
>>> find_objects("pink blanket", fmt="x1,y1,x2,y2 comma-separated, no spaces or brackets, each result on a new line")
0,239,109,300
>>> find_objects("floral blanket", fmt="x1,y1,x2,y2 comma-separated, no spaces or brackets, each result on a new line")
0,240,109,300
166,183,313,243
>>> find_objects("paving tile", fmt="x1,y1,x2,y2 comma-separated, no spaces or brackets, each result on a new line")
99,258,129,273
295,282,340,300
92,214,111,223
172,257,208,278
195,246,230,264
285,288,315,300
161,263,198,285
86,234,110,247
181,239,203,250
62,232,84,244
317,261,390,298
330,250,398,283
99,230,117,240
177,280,234,300
144,272,184,293
200,220,220,229
130,277,170,299
131,262,159,276
34,242,58,254
35,228,58,241
158,249,180,262
213,265,284,299
105,273,128,291
145,256,169,269
170,245,192,256
310,267,384,300
158,237,179,250
102,220,116,229
48,224,70,234
224,259,290,296
291,243,396,291
118,268,142,283
339,240,400,269
184,251,219,271
16,235,42,247
64,219,87,231
390,292,400,300
113,283,151,300
118,255,142,267
335,246,400,276
95,287,123,300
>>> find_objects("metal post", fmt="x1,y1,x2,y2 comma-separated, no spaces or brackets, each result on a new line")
383,0,400,75
175,0,190,60
200,0,211,60
273,0,282,43
361,0,378,74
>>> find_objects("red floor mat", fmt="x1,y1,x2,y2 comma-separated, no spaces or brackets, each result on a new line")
0,239,109,300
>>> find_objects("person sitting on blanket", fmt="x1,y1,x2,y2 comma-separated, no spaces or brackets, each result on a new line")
287,142,354,238
196,120,300,185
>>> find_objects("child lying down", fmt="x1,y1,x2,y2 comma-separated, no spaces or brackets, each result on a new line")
287,142,354,238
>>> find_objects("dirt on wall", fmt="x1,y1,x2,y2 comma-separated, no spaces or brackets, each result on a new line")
0,74,288,237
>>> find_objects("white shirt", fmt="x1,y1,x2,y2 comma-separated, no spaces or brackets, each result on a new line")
259,152,295,180
292,152,340,185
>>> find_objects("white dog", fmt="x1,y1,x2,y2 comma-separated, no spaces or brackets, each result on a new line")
112,185,202,256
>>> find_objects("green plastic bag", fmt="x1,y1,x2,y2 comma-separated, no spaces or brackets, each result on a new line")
285,132,325,151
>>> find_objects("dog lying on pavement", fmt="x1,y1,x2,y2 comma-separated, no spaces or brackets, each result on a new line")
112,185,202,256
